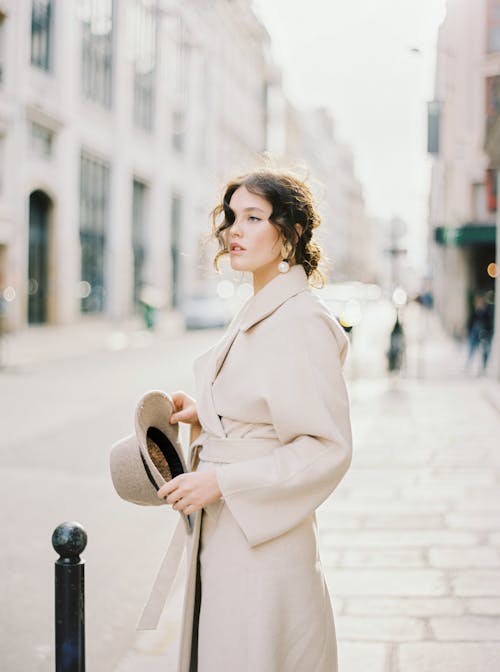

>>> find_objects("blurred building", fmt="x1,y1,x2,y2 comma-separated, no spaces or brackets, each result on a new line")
264,88,372,283
0,0,272,330
428,0,497,340
0,0,369,332
293,109,374,283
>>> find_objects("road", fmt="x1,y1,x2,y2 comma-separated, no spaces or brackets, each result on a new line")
0,325,217,672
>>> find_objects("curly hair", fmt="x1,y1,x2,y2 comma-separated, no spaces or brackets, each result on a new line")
211,169,325,287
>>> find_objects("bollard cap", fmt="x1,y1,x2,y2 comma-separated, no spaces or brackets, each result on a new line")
52,521,87,561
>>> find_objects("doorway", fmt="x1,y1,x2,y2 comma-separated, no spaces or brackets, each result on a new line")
28,190,52,324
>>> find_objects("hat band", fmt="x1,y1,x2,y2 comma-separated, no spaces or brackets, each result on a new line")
140,450,160,491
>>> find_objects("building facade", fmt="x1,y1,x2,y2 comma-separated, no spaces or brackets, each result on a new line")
428,0,497,342
0,0,369,333
263,87,372,284
0,0,272,330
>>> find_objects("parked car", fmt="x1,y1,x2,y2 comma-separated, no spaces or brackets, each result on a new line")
182,294,232,330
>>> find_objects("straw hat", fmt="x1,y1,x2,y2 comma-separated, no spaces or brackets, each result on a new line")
110,390,190,529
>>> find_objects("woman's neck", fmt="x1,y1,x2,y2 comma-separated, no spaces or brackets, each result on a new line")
252,263,296,294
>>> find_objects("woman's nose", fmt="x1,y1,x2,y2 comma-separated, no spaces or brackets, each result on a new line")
230,219,242,236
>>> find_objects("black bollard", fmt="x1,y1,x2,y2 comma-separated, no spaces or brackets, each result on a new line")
52,522,87,672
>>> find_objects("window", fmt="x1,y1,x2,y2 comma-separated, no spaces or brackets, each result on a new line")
132,179,148,307
30,122,54,158
472,182,487,221
485,169,497,213
487,0,500,52
172,32,189,152
0,11,7,84
130,0,157,132
79,151,110,313
31,0,52,71
80,0,114,108
172,108,185,152
198,61,211,164
170,194,181,308
0,134,5,193
485,76,500,148
427,100,441,155
486,76,500,116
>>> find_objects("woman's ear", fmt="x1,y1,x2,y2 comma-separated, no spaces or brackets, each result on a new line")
295,223,303,239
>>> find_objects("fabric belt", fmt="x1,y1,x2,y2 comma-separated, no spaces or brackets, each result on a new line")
137,517,186,630
199,435,280,463
136,432,281,630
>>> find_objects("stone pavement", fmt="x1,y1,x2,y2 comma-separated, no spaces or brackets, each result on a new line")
319,374,500,672
316,302,500,671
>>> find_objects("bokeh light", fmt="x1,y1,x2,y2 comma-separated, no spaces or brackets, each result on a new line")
3,286,16,302
392,287,407,307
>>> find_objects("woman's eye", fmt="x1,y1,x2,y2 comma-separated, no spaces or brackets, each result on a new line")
248,216,261,222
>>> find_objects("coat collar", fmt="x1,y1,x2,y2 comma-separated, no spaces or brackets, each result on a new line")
239,264,309,332
194,265,310,438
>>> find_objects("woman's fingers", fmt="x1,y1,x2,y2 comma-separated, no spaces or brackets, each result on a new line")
172,497,185,510
169,391,198,426
157,472,220,512
171,390,186,406
170,408,190,424
157,475,182,499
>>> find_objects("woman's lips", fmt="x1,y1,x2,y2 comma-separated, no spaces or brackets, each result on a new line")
230,244,246,254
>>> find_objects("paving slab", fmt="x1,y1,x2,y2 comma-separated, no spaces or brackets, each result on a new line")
337,641,389,672
430,615,500,640
398,643,500,672
337,615,425,641
345,597,465,617
326,568,448,597
429,547,500,568
466,598,500,614
450,570,500,596
339,548,426,568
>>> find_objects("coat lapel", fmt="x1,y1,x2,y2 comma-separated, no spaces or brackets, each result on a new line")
194,265,309,438
194,316,245,437
239,264,309,332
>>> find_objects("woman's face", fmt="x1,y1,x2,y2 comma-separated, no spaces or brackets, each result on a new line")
226,186,282,291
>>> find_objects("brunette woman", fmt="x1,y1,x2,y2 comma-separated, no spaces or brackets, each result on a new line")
159,169,352,672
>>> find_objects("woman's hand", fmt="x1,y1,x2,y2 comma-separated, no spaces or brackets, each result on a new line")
170,391,200,428
157,471,222,515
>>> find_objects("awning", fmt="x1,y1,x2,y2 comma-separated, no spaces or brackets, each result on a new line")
485,112,500,167
434,223,496,247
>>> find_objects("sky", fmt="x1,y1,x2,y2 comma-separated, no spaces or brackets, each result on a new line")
253,0,447,269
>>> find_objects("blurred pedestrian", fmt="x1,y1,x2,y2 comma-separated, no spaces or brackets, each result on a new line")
138,284,163,330
466,294,493,373
387,314,405,373
159,169,353,671
415,290,433,309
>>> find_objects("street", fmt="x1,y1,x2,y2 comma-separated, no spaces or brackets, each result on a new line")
0,323,213,672
1,300,500,672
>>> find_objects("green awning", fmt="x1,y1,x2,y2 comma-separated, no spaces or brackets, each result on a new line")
434,223,496,246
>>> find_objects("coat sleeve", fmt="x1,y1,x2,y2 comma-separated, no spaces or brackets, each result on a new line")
215,305,352,547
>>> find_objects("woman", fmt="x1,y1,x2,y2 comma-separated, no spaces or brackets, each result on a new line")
158,169,352,672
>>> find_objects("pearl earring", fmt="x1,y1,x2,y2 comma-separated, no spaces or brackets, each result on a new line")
278,241,291,273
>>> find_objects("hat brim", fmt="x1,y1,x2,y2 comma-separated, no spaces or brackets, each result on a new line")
110,391,189,527
110,433,163,507
135,391,188,488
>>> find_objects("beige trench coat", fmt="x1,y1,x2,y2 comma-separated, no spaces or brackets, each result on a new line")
177,264,352,672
